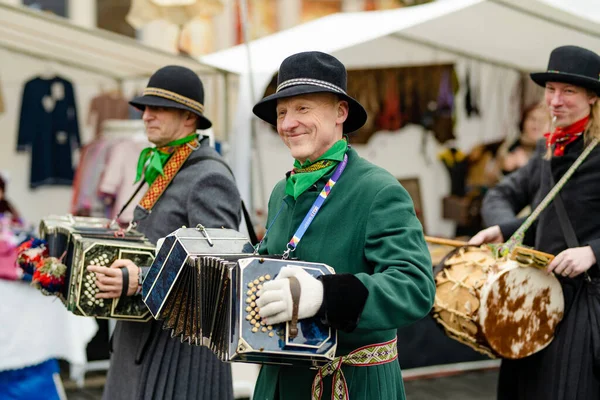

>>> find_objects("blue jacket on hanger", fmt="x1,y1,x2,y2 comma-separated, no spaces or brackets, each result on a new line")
17,76,81,188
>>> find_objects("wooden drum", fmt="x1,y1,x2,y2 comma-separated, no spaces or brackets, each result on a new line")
430,242,564,359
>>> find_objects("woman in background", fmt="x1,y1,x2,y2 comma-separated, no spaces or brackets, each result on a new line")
495,102,550,176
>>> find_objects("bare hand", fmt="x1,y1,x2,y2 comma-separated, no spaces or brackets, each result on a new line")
468,225,504,246
546,246,597,278
87,259,139,299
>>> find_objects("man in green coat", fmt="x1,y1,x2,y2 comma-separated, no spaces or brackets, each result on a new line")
251,51,435,400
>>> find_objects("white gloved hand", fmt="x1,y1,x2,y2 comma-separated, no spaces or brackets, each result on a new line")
256,266,324,325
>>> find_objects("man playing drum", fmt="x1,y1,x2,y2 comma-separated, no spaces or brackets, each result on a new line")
470,45,600,399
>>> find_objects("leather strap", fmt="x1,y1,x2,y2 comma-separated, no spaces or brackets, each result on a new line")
547,166,579,248
120,266,129,299
288,276,301,339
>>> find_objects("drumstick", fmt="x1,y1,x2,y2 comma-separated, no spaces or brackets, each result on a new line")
424,236,468,248
425,236,555,263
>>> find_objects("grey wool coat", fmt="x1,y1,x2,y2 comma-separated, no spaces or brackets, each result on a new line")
102,137,242,400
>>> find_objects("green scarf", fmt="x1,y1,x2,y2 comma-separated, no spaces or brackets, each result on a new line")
285,139,347,199
135,133,197,185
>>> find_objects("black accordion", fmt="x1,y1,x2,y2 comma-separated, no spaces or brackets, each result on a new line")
39,215,155,321
143,226,338,367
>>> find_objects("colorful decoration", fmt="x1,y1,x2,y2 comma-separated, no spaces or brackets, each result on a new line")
31,256,67,297
16,238,48,282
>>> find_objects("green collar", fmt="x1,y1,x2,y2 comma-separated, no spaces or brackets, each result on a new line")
285,139,347,199
135,133,198,185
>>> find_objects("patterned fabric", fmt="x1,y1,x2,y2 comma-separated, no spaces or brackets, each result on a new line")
544,116,589,156
311,337,398,400
138,140,197,211
293,159,334,174
143,87,204,114
135,133,197,185
285,139,347,199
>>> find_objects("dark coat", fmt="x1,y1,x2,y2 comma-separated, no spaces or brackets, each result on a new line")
17,76,81,188
253,147,435,400
481,136,600,399
102,139,241,400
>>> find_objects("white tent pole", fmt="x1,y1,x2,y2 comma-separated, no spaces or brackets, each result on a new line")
239,0,267,214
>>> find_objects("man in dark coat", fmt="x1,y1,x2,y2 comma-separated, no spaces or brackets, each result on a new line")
470,45,600,400
87,66,241,400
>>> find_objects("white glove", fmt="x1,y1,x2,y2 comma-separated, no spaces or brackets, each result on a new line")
256,266,324,325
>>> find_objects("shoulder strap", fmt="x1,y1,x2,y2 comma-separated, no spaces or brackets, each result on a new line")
547,163,580,248
186,155,258,246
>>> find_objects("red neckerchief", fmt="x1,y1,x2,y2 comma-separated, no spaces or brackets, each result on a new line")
544,116,589,156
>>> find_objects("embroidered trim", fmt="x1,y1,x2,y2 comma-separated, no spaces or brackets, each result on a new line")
143,87,205,114
138,140,197,211
277,78,346,94
292,160,334,175
311,337,398,400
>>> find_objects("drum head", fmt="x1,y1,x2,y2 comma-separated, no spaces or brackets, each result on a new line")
479,261,564,359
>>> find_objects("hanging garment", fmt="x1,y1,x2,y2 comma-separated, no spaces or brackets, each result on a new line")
70,138,111,216
87,92,130,139
465,67,481,117
97,138,149,223
17,76,81,188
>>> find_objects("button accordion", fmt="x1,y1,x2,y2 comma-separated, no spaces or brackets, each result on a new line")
143,226,338,367
39,215,155,321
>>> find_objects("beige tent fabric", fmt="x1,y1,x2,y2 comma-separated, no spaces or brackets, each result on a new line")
126,0,223,28
0,77,4,114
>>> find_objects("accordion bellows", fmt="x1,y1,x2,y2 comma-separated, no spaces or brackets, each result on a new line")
143,226,338,367
39,215,155,321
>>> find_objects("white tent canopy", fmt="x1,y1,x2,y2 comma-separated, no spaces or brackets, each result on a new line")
203,0,600,75
201,0,600,215
0,2,229,80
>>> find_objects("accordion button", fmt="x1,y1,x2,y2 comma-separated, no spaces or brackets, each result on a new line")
265,275,271,280
262,327,268,333
246,290,252,296
248,282,254,288
259,276,265,282
251,302,256,307
252,328,258,333
245,306,252,312
87,301,93,306
254,307,259,312
268,325,273,330
250,311,256,317
269,332,274,337
257,284,263,290
251,295,256,301
253,279,260,285
260,321,266,326
254,322,260,328
246,315,252,320
245,298,252,304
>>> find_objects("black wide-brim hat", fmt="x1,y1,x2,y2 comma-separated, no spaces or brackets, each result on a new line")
130,65,212,129
530,45,600,96
252,51,367,134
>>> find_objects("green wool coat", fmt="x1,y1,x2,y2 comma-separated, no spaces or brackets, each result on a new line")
252,147,435,400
